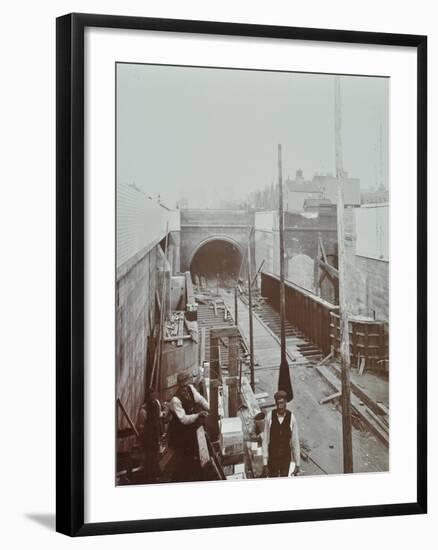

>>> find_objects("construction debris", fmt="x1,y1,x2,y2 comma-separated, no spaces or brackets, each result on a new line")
165,311,185,339
315,363,389,447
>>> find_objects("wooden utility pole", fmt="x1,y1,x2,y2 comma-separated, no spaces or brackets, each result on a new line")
334,77,353,473
247,226,255,391
227,328,239,417
234,286,238,326
277,144,293,401
208,329,221,442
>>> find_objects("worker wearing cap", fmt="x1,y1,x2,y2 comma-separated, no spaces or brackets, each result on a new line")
262,390,301,477
168,370,209,481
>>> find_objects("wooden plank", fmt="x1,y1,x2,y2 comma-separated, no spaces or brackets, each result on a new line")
196,426,211,468
184,318,198,343
316,351,333,367
251,259,265,288
228,335,239,417
217,344,222,371
156,243,171,270
200,327,206,365
116,398,140,439
376,401,390,416
207,334,220,441
240,376,262,418
319,234,328,265
176,316,184,347
364,408,389,435
194,274,201,292
319,391,341,405
185,271,196,306
155,289,162,313
318,258,339,280
254,392,269,400
163,334,191,342
205,435,226,480
219,337,229,349
315,365,388,447
327,362,389,419
210,326,239,339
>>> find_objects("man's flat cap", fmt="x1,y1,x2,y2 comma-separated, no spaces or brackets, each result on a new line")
274,390,288,402
177,371,190,384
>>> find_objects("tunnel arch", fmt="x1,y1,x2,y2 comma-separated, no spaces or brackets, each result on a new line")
189,236,244,287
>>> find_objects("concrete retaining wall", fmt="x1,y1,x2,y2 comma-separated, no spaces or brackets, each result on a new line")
116,245,159,432
346,255,389,321
344,207,389,321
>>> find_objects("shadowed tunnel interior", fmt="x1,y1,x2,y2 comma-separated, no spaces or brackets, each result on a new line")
190,239,242,287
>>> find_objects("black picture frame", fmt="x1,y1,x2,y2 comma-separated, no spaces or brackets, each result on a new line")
56,12,427,537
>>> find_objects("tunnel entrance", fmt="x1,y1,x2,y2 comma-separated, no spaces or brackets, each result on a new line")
190,239,242,288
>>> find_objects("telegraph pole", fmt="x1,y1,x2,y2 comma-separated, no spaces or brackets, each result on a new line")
247,226,255,392
277,144,293,401
334,77,353,473
234,286,238,326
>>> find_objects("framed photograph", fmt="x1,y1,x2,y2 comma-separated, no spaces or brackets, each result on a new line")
56,13,427,536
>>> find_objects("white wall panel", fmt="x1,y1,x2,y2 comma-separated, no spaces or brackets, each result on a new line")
117,181,180,268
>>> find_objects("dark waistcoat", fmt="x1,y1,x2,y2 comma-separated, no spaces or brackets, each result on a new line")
269,409,292,460
175,385,196,413
169,385,197,451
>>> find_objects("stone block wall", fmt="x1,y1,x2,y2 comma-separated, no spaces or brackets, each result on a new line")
116,245,158,431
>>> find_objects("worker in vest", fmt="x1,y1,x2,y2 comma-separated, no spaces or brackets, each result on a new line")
262,390,301,477
168,370,209,482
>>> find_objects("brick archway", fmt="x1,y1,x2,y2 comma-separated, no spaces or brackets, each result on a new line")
188,236,244,269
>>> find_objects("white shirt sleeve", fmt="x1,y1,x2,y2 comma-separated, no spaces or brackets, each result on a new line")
262,411,272,466
189,384,209,411
169,396,199,425
290,413,301,467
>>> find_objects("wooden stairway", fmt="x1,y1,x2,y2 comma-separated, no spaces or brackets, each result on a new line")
256,301,324,365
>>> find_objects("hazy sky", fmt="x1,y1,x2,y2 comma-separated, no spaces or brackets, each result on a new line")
116,63,388,208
